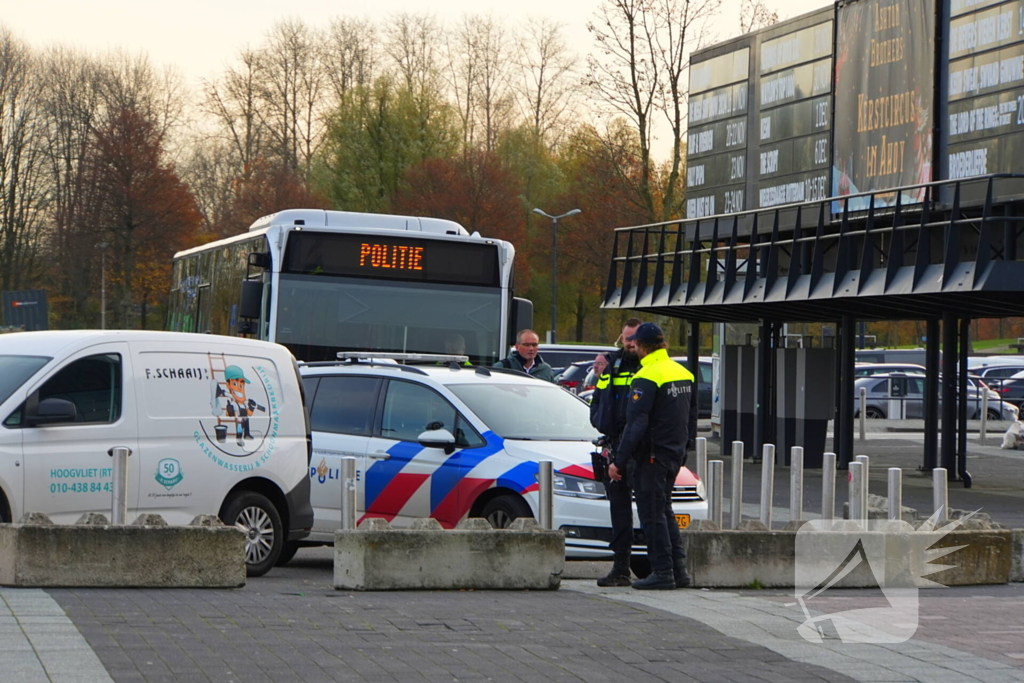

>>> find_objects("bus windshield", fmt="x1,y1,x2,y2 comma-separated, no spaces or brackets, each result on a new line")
275,275,501,363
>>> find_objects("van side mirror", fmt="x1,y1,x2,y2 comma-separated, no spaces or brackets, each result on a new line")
239,280,264,320
25,398,77,427
417,428,457,455
512,298,533,338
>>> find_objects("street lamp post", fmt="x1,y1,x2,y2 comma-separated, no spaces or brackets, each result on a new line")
532,207,580,344
96,242,109,330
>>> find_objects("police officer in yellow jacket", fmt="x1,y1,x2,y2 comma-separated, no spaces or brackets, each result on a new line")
608,322,698,590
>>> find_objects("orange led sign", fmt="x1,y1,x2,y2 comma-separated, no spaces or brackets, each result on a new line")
358,243,424,271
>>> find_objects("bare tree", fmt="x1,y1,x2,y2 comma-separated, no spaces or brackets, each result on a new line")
321,17,379,102
470,15,514,152
203,47,267,183
258,19,328,175
0,29,46,296
514,17,579,147
384,14,444,99
740,0,779,34
587,0,720,220
445,16,482,150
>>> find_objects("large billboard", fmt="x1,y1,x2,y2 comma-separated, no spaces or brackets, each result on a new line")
945,0,1024,187
686,44,752,219
832,0,935,210
755,19,834,209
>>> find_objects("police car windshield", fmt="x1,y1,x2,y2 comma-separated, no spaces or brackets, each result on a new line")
0,355,51,406
449,382,600,441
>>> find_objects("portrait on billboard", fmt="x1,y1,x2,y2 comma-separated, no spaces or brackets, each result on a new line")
832,0,935,210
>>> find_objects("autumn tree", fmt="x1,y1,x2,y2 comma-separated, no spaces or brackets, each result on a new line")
87,106,200,328
513,17,580,148
393,149,525,247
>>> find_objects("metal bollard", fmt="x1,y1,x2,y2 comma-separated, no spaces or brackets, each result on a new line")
538,460,554,530
932,467,948,525
888,468,902,521
981,391,989,440
340,456,357,530
848,461,864,525
855,455,869,523
760,444,775,528
731,441,744,529
859,387,867,441
696,437,708,485
822,452,836,522
709,460,724,528
109,446,131,525
790,446,804,523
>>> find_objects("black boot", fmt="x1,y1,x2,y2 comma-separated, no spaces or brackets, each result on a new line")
674,558,691,588
597,555,632,587
632,571,676,590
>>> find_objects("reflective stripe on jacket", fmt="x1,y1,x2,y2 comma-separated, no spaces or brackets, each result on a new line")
589,349,640,440
614,348,698,468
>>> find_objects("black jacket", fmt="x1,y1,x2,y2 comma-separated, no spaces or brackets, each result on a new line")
615,348,698,469
588,349,640,442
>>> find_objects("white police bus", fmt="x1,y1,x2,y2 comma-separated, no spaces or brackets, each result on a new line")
168,210,532,363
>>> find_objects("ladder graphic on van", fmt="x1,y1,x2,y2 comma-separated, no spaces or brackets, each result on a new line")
209,352,235,443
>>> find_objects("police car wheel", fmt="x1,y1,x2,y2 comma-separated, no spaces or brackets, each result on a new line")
630,556,652,579
224,492,283,577
481,495,531,529
864,407,885,419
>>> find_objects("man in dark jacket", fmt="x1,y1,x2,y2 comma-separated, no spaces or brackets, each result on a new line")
609,322,698,590
494,329,555,382
589,318,642,586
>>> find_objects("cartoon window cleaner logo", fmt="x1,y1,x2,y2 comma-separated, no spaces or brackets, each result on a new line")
214,365,267,447
155,458,184,490
198,353,277,461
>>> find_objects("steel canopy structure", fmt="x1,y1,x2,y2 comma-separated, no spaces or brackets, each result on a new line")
602,174,1024,483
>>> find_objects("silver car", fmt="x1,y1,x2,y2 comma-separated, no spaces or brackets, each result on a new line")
853,374,1019,421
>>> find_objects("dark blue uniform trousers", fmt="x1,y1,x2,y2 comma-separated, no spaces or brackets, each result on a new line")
632,456,686,575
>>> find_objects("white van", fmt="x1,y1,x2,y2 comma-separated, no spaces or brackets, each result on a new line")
0,331,313,576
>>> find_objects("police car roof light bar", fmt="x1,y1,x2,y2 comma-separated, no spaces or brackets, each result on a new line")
336,351,470,365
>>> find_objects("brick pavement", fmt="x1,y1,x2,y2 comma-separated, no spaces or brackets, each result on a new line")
46,552,849,683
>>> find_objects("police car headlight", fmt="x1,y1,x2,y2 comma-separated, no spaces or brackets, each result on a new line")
552,473,606,499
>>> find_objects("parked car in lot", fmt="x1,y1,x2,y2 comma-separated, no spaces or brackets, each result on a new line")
852,374,1019,421
981,368,1024,408
537,344,617,375
556,360,598,394
295,356,708,564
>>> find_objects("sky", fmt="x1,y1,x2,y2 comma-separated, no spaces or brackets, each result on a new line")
0,0,832,158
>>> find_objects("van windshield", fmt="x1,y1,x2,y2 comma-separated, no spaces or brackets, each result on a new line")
449,382,600,441
0,355,50,406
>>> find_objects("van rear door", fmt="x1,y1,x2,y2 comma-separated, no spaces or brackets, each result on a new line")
21,343,140,523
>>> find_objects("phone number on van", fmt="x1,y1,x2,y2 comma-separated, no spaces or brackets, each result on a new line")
50,482,113,494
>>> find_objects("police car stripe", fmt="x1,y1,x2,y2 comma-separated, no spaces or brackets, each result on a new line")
428,431,505,512
495,461,538,493
364,441,425,510
365,472,430,520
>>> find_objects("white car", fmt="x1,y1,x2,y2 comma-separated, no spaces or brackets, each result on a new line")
295,359,707,564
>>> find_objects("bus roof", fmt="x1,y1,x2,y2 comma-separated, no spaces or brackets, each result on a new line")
248,209,470,236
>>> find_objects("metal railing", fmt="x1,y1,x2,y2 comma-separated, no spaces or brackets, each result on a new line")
603,174,1024,319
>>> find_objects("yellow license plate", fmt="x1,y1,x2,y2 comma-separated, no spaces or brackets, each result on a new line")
675,514,690,529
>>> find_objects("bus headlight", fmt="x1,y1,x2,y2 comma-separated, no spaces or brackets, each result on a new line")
553,473,606,499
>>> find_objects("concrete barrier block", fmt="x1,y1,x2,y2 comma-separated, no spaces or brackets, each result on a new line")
334,525,565,591
18,513,52,525
509,518,543,531
738,520,770,532
678,529,1012,589
358,518,392,531
132,514,168,526
410,518,444,531
76,513,109,525
189,515,225,527
0,521,246,588
688,519,720,531
1011,530,1024,583
455,518,493,531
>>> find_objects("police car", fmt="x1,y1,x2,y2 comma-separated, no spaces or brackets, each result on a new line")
287,353,707,565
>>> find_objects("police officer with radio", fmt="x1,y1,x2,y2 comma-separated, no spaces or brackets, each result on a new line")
589,318,642,587
608,323,697,590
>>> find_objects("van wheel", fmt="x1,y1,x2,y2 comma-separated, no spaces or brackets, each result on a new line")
223,492,282,577
481,495,532,529
987,409,1002,421
276,541,300,566
864,407,886,419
